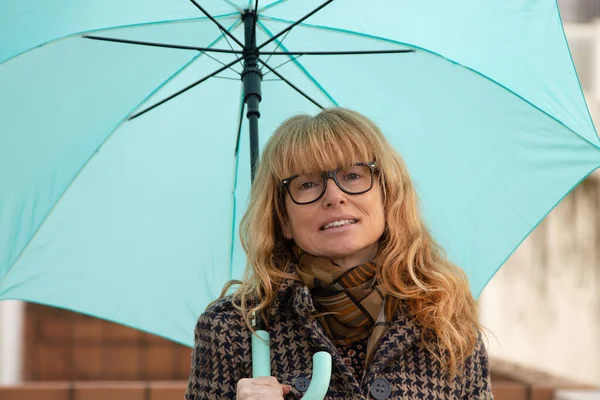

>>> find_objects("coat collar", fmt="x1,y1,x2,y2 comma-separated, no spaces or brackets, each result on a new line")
269,277,422,376
270,279,363,395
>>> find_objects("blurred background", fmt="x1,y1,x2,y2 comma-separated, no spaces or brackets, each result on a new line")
478,0,600,390
1,1,599,399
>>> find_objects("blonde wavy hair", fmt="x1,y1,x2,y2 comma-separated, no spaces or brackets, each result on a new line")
217,107,480,377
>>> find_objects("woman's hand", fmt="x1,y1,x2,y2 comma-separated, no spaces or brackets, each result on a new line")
237,377,292,399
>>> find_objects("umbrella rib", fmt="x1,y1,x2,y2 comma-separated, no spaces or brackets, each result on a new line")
262,49,415,55
258,21,337,106
260,29,292,69
82,34,412,79
220,24,240,54
262,54,303,77
129,56,244,120
258,58,324,109
199,53,242,76
189,0,244,48
214,76,244,81
181,21,244,76
84,35,413,55
83,35,243,54
81,37,414,56
258,0,335,50
83,35,243,76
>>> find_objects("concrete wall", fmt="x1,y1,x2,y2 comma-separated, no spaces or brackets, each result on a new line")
558,0,600,23
479,171,600,386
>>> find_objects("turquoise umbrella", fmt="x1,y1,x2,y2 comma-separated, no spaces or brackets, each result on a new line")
1,0,599,354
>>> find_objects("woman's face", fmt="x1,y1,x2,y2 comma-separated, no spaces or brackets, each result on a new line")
282,170,386,269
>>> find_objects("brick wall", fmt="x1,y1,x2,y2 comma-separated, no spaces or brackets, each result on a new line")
24,304,191,381
0,381,187,400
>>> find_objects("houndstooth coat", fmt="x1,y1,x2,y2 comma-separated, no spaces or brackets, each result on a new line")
185,280,493,399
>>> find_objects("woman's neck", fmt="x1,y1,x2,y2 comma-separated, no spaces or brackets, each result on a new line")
330,245,378,270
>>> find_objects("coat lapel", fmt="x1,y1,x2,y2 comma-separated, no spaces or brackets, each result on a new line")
271,281,365,397
272,280,422,375
270,280,425,398
366,303,421,375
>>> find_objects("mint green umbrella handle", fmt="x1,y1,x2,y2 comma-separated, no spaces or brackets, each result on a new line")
252,330,271,377
252,330,332,399
300,351,332,400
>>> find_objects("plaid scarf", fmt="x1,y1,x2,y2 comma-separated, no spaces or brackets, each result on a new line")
293,247,394,367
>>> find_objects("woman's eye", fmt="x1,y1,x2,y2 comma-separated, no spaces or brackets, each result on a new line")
298,181,317,190
345,173,361,180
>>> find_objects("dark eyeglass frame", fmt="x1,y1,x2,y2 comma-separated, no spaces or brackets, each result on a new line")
281,161,378,205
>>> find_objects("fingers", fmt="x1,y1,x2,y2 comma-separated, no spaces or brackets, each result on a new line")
282,384,292,395
237,377,292,399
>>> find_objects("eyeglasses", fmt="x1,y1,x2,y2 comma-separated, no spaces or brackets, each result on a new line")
281,162,378,205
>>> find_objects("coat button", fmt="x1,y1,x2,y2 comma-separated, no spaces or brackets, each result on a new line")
370,377,391,400
294,377,310,392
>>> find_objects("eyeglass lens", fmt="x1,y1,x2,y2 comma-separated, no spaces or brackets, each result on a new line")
288,164,373,204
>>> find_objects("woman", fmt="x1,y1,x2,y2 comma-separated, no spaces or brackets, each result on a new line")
185,108,492,399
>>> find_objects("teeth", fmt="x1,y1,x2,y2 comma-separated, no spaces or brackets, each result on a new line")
323,219,357,230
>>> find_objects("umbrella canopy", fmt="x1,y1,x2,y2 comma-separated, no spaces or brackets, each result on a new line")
1,0,599,347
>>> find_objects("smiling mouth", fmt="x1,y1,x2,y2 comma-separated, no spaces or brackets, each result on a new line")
320,219,358,231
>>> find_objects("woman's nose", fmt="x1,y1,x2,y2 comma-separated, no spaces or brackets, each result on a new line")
322,178,346,207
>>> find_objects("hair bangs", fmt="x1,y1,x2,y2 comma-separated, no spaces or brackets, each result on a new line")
270,114,377,180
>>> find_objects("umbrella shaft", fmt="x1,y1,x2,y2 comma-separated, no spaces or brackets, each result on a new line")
242,10,263,182
248,109,259,181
